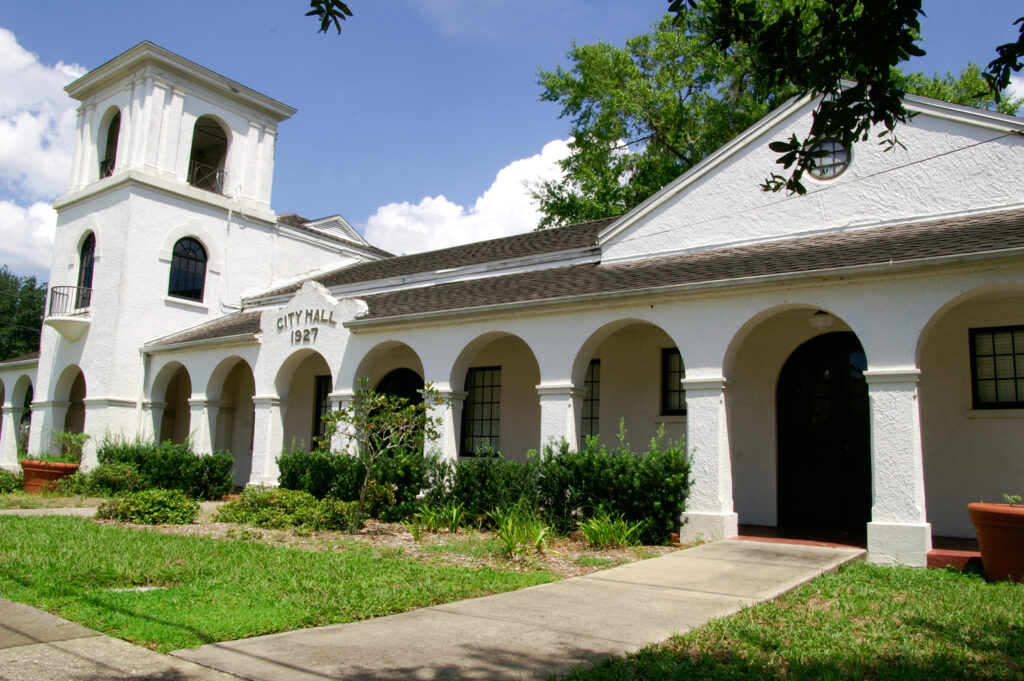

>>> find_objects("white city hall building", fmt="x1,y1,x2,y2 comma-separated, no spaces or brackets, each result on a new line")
2,43,1022,568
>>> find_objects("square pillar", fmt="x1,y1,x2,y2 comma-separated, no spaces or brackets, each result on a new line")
188,398,221,455
536,384,584,452
680,377,737,542
864,369,931,567
0,406,24,471
142,401,165,442
250,396,288,486
28,400,68,457
327,390,354,454
431,390,466,463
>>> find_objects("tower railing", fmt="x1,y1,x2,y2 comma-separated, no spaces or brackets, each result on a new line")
187,161,227,195
48,286,92,317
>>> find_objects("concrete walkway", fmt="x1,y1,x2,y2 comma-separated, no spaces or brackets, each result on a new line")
0,516,863,681
172,540,863,681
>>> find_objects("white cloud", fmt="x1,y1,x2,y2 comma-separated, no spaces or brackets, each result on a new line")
1008,74,1024,103
363,139,569,255
0,27,84,201
0,200,56,280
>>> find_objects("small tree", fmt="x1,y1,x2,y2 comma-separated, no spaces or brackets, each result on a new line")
318,379,444,529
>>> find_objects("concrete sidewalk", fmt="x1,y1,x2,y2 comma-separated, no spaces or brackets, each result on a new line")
172,539,864,681
0,598,235,681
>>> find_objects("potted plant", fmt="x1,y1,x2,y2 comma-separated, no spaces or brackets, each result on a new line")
967,493,1024,584
20,431,90,494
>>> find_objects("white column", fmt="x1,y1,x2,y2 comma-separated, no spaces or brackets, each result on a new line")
70,107,86,189
864,369,931,567
188,398,220,455
28,400,68,457
250,396,288,486
327,390,354,453
142,401,165,441
536,384,584,452
0,406,24,471
680,377,737,542
431,390,466,463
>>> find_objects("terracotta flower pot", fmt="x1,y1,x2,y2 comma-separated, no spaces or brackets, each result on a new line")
967,502,1024,583
19,459,80,494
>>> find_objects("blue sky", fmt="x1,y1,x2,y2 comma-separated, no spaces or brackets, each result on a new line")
1,0,1022,280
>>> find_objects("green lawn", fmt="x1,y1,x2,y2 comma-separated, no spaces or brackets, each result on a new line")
0,516,555,652
554,562,1024,681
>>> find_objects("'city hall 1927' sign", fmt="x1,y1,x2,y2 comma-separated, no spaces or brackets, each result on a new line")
277,308,337,345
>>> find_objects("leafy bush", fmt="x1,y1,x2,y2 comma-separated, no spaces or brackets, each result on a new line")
53,471,93,496
535,428,690,544
96,489,199,524
89,461,147,495
425,449,538,526
277,446,361,500
0,468,23,494
98,437,233,500
216,486,360,532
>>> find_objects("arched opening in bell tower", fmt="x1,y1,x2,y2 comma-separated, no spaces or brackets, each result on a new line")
187,115,229,194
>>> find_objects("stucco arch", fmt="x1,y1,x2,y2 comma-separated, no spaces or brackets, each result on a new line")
11,375,33,411
206,356,253,401
97,105,122,175
158,221,224,275
448,331,540,392
348,340,425,394
150,361,189,402
914,283,1024,366
54,364,85,403
915,283,1024,537
275,348,331,451
274,348,331,397
570,317,679,387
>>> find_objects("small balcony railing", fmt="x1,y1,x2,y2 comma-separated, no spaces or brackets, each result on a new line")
187,160,226,195
99,157,115,179
48,286,92,317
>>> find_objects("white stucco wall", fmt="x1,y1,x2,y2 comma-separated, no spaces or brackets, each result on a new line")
602,100,1024,263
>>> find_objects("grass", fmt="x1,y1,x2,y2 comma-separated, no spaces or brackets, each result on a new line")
552,562,1024,681
0,492,104,509
0,516,556,652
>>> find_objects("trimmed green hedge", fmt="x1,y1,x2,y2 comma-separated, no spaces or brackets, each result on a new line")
98,438,233,500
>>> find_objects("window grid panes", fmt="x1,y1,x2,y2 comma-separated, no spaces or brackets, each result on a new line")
807,138,850,180
971,326,1024,408
661,348,686,416
168,237,207,301
461,366,500,455
312,375,332,444
582,360,600,439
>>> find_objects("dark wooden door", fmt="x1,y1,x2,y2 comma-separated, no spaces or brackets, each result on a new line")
777,332,871,532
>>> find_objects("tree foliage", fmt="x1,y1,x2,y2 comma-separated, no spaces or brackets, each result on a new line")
669,0,1024,194
0,266,46,361
306,0,353,34
533,14,798,228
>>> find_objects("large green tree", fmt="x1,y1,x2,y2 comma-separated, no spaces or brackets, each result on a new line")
533,14,797,228
0,266,46,361
669,0,1024,194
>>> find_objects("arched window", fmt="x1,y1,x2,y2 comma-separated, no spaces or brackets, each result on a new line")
76,233,95,309
168,237,207,302
99,111,120,178
187,116,228,194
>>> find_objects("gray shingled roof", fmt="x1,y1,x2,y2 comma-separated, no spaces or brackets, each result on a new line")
147,311,262,348
353,209,1024,322
251,217,617,301
277,214,393,259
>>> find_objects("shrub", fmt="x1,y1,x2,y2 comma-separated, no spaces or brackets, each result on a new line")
89,461,147,495
535,427,690,544
278,446,361,500
426,449,538,526
53,471,93,496
98,437,233,500
0,468,23,494
216,486,361,532
96,489,199,524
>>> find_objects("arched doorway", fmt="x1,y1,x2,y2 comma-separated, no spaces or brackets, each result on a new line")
160,367,192,444
777,331,870,533
375,368,424,405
